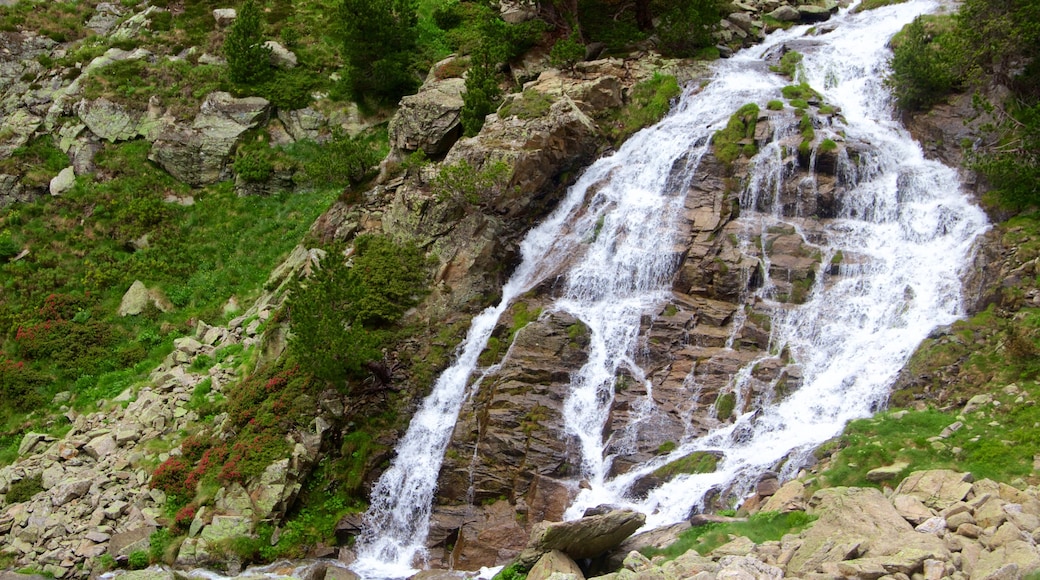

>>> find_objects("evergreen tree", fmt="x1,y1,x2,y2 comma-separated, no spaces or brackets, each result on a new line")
223,0,272,86
461,50,502,136
340,0,420,104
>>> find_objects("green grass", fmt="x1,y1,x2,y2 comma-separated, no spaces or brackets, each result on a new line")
644,511,816,559
0,139,337,462
713,103,760,166
854,0,910,12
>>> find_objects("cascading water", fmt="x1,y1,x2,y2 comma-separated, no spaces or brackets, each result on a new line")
354,0,989,574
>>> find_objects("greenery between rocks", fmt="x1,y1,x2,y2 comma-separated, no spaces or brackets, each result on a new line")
713,103,760,166
605,73,682,144
643,511,816,559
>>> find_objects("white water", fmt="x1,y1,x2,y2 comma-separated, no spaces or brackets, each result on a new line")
354,0,989,574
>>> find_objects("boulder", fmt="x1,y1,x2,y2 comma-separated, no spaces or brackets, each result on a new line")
213,8,236,26
865,461,909,483
76,98,146,142
83,433,117,459
893,470,974,510
517,509,646,567
278,107,328,142
767,5,800,21
149,92,270,186
797,4,833,22
86,3,125,36
264,41,297,69
387,77,465,156
785,487,949,577
109,526,156,558
50,478,92,506
528,550,585,580
48,166,75,196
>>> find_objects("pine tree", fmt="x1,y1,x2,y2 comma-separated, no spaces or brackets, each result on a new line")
224,0,272,86
340,0,420,104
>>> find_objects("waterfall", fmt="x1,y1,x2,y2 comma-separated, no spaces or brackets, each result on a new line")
354,0,989,574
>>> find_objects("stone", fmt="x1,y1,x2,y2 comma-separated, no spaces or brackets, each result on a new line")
517,509,646,567
278,107,328,142
149,92,270,186
915,516,947,535
119,281,151,316
51,478,91,506
892,494,935,525
786,487,949,577
761,480,807,512
199,515,252,553
76,98,145,142
84,433,117,459
528,550,585,580
264,41,297,69
213,8,236,26
717,555,783,579
893,470,974,510
767,5,800,21
48,167,75,197
973,541,1040,579
387,77,465,156
963,393,992,413
109,526,156,557
798,4,833,22
41,464,65,490
866,462,910,483
18,432,53,456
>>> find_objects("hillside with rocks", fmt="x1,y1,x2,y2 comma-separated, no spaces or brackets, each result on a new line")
0,0,1039,578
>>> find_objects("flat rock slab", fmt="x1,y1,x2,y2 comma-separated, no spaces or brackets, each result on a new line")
518,509,646,567
894,469,974,510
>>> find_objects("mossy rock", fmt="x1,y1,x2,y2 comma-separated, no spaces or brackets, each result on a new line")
653,451,722,479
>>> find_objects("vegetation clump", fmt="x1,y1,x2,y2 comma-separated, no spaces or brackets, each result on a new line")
713,103,760,166
643,511,816,559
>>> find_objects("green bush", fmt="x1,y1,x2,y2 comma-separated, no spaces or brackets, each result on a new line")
461,52,502,137
713,103,760,166
6,474,43,503
887,16,961,111
766,99,784,111
432,159,512,205
340,0,420,104
286,130,383,188
771,50,803,79
223,0,272,86
287,235,430,386
549,31,586,71
655,0,720,57
127,550,149,569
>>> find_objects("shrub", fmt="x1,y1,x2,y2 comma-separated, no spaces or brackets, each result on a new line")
461,52,502,137
287,236,430,385
223,0,272,86
127,550,149,569
432,159,512,205
887,16,961,111
6,474,43,503
286,130,383,188
340,0,420,104
713,103,760,166
655,0,720,57
549,31,586,71
766,99,784,111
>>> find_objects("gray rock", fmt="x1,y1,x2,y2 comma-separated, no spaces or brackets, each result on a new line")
77,98,144,143
278,107,327,142
51,478,92,506
83,433,117,459
388,77,465,156
109,526,157,558
264,40,297,69
49,166,75,196
767,5,800,21
86,2,125,35
18,432,54,456
149,92,270,186
213,8,237,26
797,4,833,22
893,469,974,510
518,509,646,567
528,550,584,580
118,281,151,316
